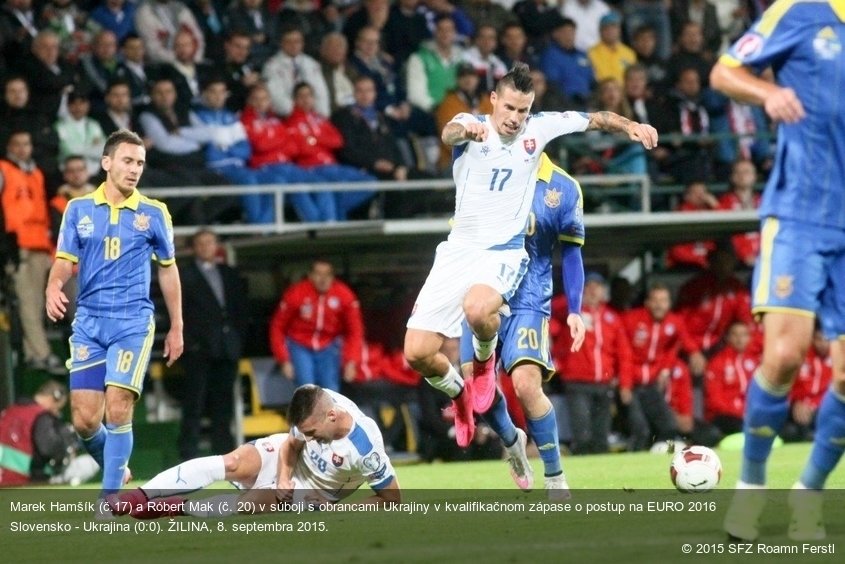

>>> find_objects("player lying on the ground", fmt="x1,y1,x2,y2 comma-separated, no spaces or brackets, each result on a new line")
112,385,399,518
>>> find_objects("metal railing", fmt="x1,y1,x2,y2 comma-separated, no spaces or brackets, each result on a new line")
141,173,653,236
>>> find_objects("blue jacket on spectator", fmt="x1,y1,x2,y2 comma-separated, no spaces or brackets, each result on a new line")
540,43,595,105
193,105,251,169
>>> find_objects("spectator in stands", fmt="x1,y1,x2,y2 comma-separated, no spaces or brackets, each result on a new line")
664,21,712,89
528,68,569,113
39,0,100,65
419,0,476,45
55,91,107,179
178,228,247,460
115,34,152,108
349,25,441,172
0,76,61,189
332,75,413,183
665,181,719,269
554,272,633,454
703,320,757,435
708,93,772,179
138,76,238,224
79,30,121,112
134,0,205,65
458,0,517,34
670,0,721,60
676,245,753,354
512,0,562,51
624,64,660,126
718,159,761,267
587,12,637,85
262,27,330,117
783,327,832,442
227,0,277,66
406,14,465,113
0,130,64,374
622,283,706,451
343,0,390,51
496,21,538,69
540,16,595,108
383,0,429,68
195,77,283,225
629,25,667,94
153,28,215,112
287,82,376,221
319,31,356,114
434,62,493,170
623,2,672,61
584,78,647,177
462,24,507,95
562,0,612,53
0,0,39,69
269,259,365,392
0,380,99,486
241,82,336,223
212,32,260,114
91,79,135,137
48,155,95,320
652,67,713,183
21,30,77,121
187,0,226,64
277,0,335,60
89,0,137,43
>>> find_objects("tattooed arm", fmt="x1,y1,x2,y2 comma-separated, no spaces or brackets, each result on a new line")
441,121,488,145
586,111,659,150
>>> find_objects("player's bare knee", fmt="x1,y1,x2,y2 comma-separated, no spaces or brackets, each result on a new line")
764,345,805,382
71,409,100,436
222,453,240,474
104,399,133,425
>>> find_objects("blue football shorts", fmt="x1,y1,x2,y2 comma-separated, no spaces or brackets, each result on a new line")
752,217,845,339
459,312,555,379
68,314,156,396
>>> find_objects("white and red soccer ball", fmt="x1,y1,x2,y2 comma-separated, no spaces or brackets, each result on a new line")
670,445,722,493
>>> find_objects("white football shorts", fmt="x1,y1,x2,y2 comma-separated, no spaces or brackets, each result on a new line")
406,241,529,338
233,432,288,490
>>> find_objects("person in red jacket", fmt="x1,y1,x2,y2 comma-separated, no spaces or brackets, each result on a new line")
666,181,719,270
783,327,833,442
718,159,761,268
268,259,364,391
553,272,633,454
704,321,759,435
675,246,753,355
287,82,376,220
622,283,706,451
241,83,336,222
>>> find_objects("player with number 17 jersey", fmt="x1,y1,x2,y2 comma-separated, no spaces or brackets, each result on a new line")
409,111,589,338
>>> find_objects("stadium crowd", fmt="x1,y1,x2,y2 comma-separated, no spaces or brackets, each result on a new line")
2,0,808,480
0,0,776,224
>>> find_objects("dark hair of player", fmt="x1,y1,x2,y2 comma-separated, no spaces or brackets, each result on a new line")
102,129,144,157
496,62,533,95
287,384,325,428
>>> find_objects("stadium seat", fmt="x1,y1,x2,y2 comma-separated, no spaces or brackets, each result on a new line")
236,357,292,440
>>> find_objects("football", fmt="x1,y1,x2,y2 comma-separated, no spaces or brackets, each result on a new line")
670,445,722,493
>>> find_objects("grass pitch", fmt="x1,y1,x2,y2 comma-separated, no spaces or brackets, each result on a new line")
2,443,843,564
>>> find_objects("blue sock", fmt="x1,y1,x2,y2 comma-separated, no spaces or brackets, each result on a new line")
741,371,790,485
102,422,133,495
527,406,562,477
799,388,845,490
79,425,106,468
481,389,518,447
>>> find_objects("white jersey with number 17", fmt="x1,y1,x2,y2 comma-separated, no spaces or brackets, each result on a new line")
447,111,589,249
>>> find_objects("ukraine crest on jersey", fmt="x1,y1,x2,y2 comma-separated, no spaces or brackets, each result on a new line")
509,153,585,316
721,0,845,229
448,111,589,249
55,184,175,319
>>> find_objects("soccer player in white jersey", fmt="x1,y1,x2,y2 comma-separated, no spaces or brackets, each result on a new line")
111,385,399,518
404,62,658,447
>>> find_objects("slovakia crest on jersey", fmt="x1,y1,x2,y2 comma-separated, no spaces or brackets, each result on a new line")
523,138,537,155
332,453,344,467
